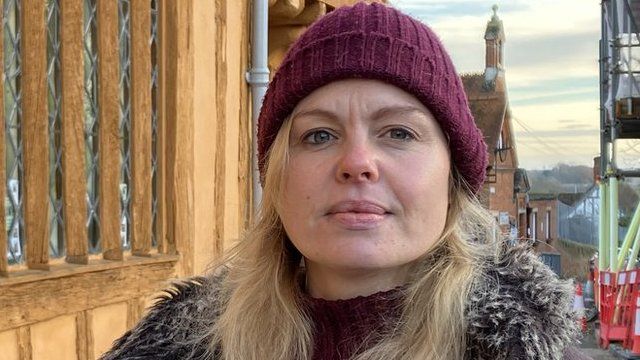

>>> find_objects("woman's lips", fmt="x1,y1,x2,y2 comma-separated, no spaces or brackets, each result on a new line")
328,212,387,229
326,201,390,229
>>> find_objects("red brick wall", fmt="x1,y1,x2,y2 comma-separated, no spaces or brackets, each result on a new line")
490,170,517,218
483,169,519,238
485,40,498,68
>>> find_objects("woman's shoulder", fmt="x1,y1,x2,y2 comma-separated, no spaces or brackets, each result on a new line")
465,241,590,360
99,272,225,360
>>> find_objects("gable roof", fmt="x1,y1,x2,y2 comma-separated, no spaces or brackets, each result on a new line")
557,193,584,206
528,193,558,201
514,168,530,193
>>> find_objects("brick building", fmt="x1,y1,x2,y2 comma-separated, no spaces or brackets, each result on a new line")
462,7,530,241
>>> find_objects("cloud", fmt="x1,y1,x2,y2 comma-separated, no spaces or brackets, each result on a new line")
559,123,593,130
390,1,529,19
506,32,599,68
515,134,600,169
508,76,597,93
509,90,596,107
516,129,598,138
512,99,599,129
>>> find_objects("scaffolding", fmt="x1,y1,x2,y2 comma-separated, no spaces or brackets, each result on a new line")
598,1,640,353
600,0,640,273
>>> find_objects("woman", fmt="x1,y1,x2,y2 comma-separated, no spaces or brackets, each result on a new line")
102,2,590,359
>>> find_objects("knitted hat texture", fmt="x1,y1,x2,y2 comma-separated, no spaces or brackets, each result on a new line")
257,2,488,194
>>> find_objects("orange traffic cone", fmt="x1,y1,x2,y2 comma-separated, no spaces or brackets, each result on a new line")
573,283,587,333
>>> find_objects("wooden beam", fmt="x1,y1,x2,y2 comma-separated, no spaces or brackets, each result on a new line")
164,1,195,275
270,0,304,19
237,0,252,237
130,0,153,257
270,0,326,26
214,0,227,260
156,0,167,254
0,255,177,331
60,0,88,265
75,310,93,360
0,0,8,276
21,0,50,270
126,297,146,328
97,0,122,261
17,326,32,360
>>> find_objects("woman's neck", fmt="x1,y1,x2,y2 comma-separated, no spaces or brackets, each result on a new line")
304,260,410,300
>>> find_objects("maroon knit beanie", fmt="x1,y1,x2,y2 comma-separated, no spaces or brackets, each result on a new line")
257,1,488,194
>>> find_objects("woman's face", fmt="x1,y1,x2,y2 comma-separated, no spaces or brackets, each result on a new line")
279,79,451,274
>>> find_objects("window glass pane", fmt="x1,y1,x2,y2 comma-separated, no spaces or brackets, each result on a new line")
150,0,158,248
119,0,131,250
4,0,23,265
545,211,550,239
84,0,100,253
47,0,64,258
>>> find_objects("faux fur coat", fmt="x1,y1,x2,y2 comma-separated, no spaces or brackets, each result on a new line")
101,244,590,360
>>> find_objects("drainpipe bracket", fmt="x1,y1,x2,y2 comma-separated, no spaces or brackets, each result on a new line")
246,67,271,85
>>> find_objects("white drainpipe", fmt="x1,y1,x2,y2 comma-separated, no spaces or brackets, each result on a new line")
246,0,270,212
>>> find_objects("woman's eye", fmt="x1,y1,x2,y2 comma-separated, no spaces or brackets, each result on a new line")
303,130,334,144
387,128,414,140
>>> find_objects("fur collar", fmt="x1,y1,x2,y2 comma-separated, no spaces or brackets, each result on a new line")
464,243,580,359
100,244,580,360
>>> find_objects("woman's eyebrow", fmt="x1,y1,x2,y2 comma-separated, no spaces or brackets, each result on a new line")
291,105,429,123
291,108,338,122
370,105,430,121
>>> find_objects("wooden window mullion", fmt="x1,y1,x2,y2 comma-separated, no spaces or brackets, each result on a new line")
130,0,152,256
60,0,88,264
22,0,50,270
156,0,167,254
98,0,123,260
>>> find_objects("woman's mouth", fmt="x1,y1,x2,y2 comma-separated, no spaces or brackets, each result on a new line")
326,201,390,230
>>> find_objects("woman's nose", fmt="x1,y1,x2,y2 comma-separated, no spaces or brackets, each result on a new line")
335,140,380,183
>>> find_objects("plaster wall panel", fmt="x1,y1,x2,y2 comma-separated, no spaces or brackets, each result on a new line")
0,329,19,360
192,0,218,275
92,302,128,358
222,0,249,252
31,314,77,360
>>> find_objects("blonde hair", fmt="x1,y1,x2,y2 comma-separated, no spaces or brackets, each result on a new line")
210,116,502,360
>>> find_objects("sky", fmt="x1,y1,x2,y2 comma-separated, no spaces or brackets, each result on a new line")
390,0,604,170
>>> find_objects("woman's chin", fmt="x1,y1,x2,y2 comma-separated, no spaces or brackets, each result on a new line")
311,252,406,272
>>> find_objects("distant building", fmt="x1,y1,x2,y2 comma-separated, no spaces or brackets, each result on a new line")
461,6,530,242
528,190,603,278
528,193,585,246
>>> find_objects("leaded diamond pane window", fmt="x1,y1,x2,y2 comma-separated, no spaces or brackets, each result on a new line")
4,0,23,265
118,0,131,250
47,0,64,259
84,0,100,253
150,0,158,248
